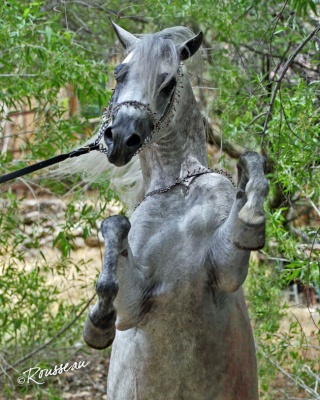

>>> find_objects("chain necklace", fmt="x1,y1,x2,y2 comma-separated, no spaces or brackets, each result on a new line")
134,167,235,210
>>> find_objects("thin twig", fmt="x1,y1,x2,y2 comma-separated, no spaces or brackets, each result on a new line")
290,311,309,362
305,226,320,329
268,0,290,69
279,90,308,144
258,346,320,399
272,42,293,80
261,24,320,146
247,112,268,127
292,179,320,218
241,44,318,71
0,74,39,77
0,294,96,377
0,130,37,141
246,10,290,66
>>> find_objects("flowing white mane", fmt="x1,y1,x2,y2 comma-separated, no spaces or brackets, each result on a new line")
56,136,144,213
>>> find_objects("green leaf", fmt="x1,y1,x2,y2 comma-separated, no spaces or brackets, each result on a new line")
45,25,52,43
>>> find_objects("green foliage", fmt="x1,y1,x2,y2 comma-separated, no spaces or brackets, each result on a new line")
292,0,318,15
244,259,284,397
0,0,111,172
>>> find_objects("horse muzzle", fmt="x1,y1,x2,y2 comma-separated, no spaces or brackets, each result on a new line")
104,110,154,166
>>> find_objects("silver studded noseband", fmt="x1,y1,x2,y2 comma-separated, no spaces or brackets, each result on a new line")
94,69,182,156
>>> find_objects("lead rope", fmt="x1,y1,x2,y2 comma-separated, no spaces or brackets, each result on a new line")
0,70,177,185
0,66,233,190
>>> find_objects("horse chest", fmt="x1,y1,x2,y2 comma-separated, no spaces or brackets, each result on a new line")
129,179,232,267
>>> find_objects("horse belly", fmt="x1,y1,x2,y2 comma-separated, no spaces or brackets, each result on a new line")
107,290,258,400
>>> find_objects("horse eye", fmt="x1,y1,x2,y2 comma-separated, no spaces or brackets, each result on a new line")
114,63,127,82
161,77,176,93
114,63,125,75
115,74,125,83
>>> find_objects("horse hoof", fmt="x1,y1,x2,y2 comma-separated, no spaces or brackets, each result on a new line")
232,218,266,250
83,315,115,349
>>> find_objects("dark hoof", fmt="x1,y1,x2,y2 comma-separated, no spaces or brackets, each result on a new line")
232,218,266,250
83,316,115,349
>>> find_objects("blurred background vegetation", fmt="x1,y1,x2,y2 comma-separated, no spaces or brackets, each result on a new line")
0,0,319,399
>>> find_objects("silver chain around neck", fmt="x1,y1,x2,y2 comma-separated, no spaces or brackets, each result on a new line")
134,167,235,210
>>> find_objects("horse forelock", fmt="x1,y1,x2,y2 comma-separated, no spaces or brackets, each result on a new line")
122,27,197,100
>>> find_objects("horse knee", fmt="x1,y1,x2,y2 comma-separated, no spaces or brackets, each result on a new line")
96,274,118,300
101,215,131,246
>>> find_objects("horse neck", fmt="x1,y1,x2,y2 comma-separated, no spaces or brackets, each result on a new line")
139,80,207,192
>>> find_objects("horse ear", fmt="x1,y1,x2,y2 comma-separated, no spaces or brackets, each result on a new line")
110,19,139,49
177,31,203,61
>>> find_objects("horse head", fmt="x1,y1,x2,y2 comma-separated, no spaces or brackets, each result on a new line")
103,21,203,166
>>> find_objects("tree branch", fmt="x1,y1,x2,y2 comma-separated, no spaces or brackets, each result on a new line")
0,74,39,77
204,118,245,159
261,24,320,146
258,346,320,399
241,44,318,71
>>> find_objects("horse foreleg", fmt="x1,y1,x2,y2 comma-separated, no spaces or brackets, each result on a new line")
232,151,269,250
209,151,269,292
83,216,130,349
83,215,149,349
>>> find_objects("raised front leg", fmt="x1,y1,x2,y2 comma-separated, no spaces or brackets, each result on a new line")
83,215,150,349
232,151,269,250
83,216,130,349
209,151,269,292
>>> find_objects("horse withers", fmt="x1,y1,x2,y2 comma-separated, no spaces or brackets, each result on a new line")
83,21,269,400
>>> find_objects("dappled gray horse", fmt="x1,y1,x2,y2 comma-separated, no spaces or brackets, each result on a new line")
83,21,269,400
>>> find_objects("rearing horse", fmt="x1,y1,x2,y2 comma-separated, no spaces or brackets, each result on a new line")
83,21,269,400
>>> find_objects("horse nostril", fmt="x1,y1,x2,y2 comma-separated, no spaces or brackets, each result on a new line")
105,127,113,141
126,133,141,148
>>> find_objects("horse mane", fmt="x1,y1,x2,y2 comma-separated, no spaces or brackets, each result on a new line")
55,137,144,214
55,26,200,215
